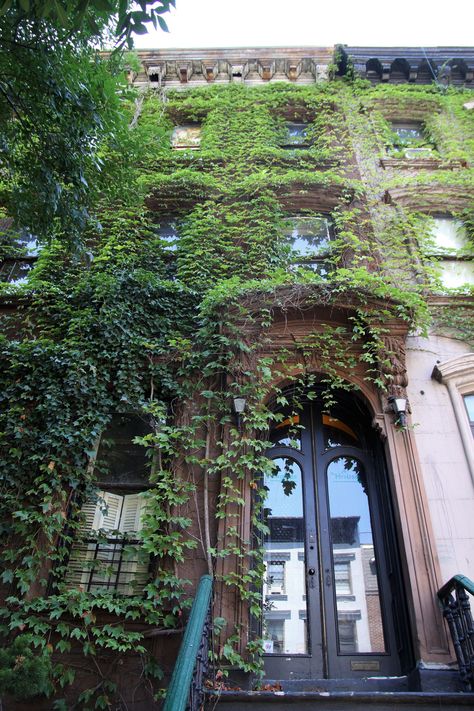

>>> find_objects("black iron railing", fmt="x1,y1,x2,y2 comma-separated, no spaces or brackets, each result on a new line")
438,574,474,690
163,574,213,711
65,537,149,595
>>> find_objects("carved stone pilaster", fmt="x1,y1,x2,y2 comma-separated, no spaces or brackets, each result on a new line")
378,334,409,399
372,412,388,440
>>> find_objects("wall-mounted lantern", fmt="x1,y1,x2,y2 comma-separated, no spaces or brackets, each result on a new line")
388,395,408,428
232,396,246,431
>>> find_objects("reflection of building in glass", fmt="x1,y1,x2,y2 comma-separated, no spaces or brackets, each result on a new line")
263,516,307,655
263,512,385,656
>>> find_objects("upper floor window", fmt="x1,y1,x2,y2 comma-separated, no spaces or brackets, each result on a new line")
156,217,180,251
390,121,434,158
428,216,474,289
15,228,39,256
286,215,333,276
0,227,39,285
281,122,310,148
0,259,36,284
171,125,201,150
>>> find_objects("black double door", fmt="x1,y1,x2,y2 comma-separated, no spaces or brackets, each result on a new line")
262,398,409,680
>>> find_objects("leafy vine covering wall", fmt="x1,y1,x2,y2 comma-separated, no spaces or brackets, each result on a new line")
0,65,473,708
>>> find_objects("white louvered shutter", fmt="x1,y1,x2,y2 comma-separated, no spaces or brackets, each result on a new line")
79,490,104,533
97,492,123,532
65,491,115,591
118,494,148,594
119,494,145,533
87,492,124,591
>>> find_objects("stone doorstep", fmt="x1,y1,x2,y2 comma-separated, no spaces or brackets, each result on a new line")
205,690,474,707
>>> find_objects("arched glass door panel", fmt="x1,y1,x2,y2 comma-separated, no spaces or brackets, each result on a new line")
323,414,360,449
326,456,386,655
263,457,308,655
270,413,302,450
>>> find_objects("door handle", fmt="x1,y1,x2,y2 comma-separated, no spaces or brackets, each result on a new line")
308,568,316,588
308,568,315,575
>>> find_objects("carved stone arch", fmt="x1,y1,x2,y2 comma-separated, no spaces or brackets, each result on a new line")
384,185,472,212
214,293,450,664
417,58,438,84
449,59,467,84
391,58,410,82
366,58,383,81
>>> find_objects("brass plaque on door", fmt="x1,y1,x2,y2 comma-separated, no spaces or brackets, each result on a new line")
350,661,380,672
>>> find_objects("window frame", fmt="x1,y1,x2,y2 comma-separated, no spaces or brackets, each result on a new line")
266,559,286,596
425,214,474,290
389,121,435,159
61,413,156,596
171,124,202,150
285,213,334,275
280,122,311,149
0,257,38,284
432,354,474,482
65,490,150,595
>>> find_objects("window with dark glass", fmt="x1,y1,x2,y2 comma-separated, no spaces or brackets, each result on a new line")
390,121,434,158
270,412,302,450
286,215,333,276
281,122,310,148
0,227,39,285
156,218,180,251
64,414,154,596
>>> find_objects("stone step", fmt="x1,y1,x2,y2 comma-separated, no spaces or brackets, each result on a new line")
205,690,474,710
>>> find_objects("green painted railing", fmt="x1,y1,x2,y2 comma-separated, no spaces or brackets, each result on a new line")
163,574,213,711
438,574,474,690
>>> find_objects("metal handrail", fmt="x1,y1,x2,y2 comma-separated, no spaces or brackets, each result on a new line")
438,574,474,690
163,574,213,711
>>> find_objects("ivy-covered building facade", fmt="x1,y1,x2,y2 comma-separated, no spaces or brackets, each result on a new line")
1,45,474,709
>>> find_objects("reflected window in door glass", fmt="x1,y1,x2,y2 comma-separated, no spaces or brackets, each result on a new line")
323,414,360,449
326,456,386,654
270,413,302,450
263,457,308,654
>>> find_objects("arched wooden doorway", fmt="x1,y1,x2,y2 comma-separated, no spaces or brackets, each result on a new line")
262,389,413,680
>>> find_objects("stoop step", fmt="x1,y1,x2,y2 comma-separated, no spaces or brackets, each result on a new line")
205,689,474,710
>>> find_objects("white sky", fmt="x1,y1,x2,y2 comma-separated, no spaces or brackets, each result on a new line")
134,0,474,50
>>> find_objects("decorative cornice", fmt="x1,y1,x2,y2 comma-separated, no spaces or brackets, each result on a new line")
340,46,474,85
126,46,474,89
432,353,474,387
132,47,333,88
